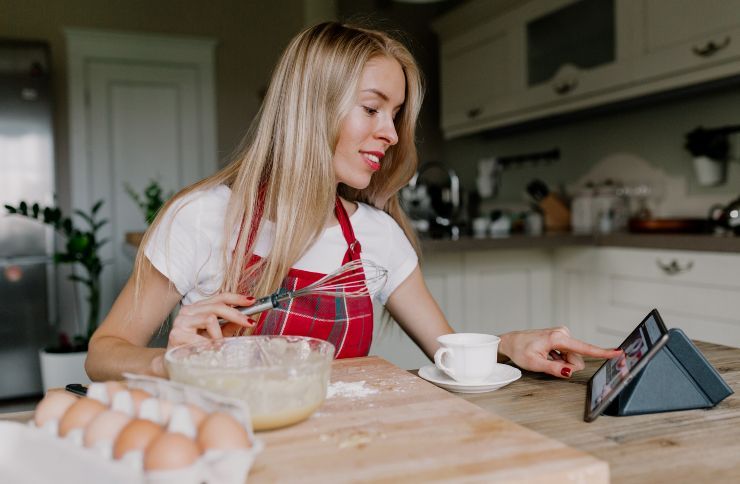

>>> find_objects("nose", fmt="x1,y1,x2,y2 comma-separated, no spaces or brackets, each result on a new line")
375,115,399,146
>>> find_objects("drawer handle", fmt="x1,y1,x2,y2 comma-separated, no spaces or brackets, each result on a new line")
467,107,482,119
656,259,693,275
553,78,578,95
692,36,731,57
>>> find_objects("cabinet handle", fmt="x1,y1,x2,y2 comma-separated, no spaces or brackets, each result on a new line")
692,36,731,57
656,259,693,276
553,79,578,95
467,107,482,119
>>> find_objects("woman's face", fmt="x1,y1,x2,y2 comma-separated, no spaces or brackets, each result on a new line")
332,56,406,190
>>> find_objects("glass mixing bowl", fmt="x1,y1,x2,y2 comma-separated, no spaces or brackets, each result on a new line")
165,336,334,431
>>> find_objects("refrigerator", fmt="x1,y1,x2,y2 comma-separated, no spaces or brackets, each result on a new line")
0,40,56,399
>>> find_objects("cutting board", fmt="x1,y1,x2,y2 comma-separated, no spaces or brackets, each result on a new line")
249,356,608,483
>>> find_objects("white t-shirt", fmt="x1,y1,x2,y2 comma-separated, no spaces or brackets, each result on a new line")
144,185,418,305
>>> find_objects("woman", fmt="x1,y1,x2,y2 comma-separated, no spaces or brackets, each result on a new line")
87,22,619,381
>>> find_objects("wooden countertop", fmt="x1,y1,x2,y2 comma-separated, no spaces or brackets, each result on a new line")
251,356,607,482
459,341,739,483
422,233,740,254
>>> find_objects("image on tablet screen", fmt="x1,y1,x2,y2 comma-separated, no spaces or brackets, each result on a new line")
590,314,661,411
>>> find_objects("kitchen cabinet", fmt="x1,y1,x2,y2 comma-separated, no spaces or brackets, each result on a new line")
554,246,740,348
434,0,740,138
629,0,740,88
371,249,554,369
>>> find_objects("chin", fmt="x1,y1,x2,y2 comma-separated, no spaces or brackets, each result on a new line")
341,175,373,190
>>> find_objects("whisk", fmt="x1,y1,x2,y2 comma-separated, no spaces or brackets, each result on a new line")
224,258,388,319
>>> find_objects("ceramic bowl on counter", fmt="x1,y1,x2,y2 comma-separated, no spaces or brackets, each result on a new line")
165,336,334,431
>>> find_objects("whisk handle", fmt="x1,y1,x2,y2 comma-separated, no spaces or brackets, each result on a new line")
237,294,279,316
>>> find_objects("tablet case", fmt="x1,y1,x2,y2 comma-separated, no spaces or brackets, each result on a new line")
603,328,733,417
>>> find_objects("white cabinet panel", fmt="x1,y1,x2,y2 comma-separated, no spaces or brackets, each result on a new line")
556,247,740,348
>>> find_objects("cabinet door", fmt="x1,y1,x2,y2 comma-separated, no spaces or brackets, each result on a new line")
632,0,740,86
439,20,516,136
557,247,740,348
463,250,553,335
514,0,635,119
370,253,464,370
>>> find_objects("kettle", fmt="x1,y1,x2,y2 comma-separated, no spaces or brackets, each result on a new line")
709,196,740,234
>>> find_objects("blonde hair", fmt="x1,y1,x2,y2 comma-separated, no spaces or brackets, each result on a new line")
134,22,424,303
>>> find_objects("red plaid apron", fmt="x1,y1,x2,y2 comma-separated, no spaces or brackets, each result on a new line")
229,198,374,358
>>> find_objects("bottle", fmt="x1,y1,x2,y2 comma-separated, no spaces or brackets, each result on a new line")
571,182,595,234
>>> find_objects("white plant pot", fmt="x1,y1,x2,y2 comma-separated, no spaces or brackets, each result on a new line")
693,156,725,186
39,350,90,392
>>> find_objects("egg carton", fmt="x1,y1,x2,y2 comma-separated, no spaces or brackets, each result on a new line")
0,374,264,484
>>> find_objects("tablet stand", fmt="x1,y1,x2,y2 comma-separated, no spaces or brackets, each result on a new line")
603,328,733,417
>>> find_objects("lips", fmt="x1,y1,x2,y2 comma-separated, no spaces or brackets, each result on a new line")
361,151,384,172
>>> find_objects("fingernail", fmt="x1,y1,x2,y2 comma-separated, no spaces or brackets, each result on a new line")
245,296,255,302
561,367,572,377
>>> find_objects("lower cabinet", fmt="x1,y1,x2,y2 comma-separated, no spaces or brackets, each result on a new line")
554,247,740,348
370,249,554,369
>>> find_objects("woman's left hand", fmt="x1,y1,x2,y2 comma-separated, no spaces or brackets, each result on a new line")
498,326,622,378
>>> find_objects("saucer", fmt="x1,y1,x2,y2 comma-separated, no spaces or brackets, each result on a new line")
418,364,521,394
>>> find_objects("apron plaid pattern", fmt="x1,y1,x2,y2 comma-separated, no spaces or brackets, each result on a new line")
249,197,374,358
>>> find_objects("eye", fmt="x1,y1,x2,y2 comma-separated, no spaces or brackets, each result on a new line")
363,106,379,116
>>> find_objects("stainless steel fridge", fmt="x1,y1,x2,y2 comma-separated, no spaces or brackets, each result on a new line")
0,40,56,399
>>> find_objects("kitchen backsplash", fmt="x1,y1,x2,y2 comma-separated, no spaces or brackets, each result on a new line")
442,82,740,219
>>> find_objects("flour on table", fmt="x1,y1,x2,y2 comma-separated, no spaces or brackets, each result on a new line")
327,380,378,399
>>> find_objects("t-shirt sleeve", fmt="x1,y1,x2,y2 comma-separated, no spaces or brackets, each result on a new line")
378,216,418,304
143,195,210,297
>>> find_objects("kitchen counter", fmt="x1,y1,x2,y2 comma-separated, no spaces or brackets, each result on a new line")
3,358,608,483
422,232,740,254
459,341,740,483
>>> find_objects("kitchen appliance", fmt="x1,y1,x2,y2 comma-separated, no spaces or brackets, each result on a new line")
709,196,740,235
0,40,56,398
401,161,462,239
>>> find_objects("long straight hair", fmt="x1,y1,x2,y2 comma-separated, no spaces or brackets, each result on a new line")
133,22,424,302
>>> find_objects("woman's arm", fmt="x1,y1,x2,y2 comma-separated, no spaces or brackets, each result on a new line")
86,259,181,380
86,258,255,381
385,265,621,378
384,266,454,360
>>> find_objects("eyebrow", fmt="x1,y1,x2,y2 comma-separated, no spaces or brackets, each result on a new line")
361,88,404,110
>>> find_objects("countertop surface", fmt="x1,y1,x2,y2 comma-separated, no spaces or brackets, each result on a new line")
422,232,740,254
3,358,608,483
459,341,739,483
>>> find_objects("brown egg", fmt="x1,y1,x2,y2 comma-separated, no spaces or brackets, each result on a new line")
34,391,79,428
58,397,107,437
84,410,131,448
129,388,152,412
143,432,202,471
105,381,127,400
187,404,207,428
112,419,164,459
197,412,251,451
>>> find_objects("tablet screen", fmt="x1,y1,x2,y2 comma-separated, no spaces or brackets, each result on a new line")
587,310,668,419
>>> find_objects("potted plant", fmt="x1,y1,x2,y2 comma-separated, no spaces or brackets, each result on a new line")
124,180,172,246
4,199,107,390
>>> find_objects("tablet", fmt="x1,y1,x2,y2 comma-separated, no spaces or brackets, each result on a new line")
584,309,670,422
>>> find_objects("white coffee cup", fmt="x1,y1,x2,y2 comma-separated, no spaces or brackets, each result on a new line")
433,333,500,384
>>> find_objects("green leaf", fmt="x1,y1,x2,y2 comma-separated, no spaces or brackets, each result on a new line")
19,201,28,215
32,203,40,217
93,219,109,231
62,218,74,235
74,209,94,227
5,205,17,214
92,199,104,214
68,274,91,285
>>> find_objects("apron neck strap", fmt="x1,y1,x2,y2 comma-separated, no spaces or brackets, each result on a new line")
335,197,361,262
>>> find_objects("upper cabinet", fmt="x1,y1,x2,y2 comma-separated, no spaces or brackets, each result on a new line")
433,0,740,139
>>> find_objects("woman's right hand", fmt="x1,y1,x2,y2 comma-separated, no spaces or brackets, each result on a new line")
167,293,256,349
